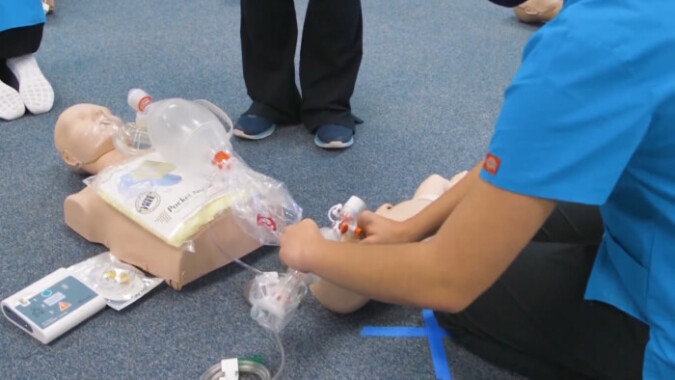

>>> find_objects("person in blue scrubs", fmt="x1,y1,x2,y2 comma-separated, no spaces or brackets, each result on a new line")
0,0,46,72
0,0,45,35
277,0,675,378
0,0,51,120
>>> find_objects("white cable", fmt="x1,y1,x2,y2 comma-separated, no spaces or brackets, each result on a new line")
199,359,272,380
204,211,292,379
270,331,286,380
198,333,284,380
206,221,263,275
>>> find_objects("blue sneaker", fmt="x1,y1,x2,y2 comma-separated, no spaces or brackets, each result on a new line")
234,114,276,140
314,124,354,149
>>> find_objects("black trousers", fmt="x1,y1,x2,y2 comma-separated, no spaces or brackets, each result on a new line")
0,24,44,85
0,23,43,58
240,0,362,132
435,203,649,379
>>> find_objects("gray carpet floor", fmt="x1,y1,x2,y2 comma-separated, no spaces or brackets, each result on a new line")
0,1,539,378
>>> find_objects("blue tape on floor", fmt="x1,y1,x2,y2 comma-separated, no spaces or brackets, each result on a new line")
423,309,451,380
361,309,452,380
361,326,427,337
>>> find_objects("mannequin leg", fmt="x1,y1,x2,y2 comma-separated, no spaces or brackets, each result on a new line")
6,54,54,114
42,0,55,14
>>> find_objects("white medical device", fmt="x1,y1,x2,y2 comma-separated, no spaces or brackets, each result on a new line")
2,267,107,344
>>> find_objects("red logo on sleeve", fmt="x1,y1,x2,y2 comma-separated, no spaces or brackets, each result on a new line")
483,153,501,175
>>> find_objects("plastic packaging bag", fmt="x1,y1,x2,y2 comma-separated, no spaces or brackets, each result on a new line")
129,88,302,246
70,252,163,311
219,165,302,246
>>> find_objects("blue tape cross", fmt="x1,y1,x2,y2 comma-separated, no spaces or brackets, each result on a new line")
361,309,451,380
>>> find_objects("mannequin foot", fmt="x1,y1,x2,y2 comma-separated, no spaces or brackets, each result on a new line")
514,0,563,24
6,54,55,115
0,80,25,121
43,0,55,14
413,171,468,201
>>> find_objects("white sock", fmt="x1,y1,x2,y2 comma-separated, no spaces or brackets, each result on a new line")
0,80,25,121
6,54,55,115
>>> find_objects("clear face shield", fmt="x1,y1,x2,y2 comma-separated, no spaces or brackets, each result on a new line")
111,117,152,157
87,111,123,146
66,111,125,169
69,110,152,171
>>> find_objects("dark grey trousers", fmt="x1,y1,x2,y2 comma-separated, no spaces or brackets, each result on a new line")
435,203,649,379
239,0,362,132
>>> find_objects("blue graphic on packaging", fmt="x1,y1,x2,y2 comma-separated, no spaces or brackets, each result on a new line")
119,173,182,191
118,160,183,193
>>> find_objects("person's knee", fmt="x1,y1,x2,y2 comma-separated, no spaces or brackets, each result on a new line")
433,310,467,334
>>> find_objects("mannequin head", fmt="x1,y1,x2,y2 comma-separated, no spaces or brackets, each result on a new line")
54,103,127,175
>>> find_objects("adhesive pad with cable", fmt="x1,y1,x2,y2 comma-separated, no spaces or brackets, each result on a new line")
79,255,145,302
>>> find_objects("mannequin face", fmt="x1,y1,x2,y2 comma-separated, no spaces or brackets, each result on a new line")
54,104,124,173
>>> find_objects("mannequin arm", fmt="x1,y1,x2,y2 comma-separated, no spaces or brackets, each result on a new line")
400,162,481,242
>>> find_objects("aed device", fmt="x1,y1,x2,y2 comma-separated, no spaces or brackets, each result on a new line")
2,268,107,344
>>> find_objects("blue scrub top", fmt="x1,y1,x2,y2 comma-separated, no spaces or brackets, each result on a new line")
480,0,675,377
0,0,45,33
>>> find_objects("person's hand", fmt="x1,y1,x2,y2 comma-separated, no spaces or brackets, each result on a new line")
357,211,411,244
278,219,324,272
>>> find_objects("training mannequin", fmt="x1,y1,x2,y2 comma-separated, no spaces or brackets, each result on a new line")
310,171,468,313
0,0,54,120
513,0,563,24
55,103,261,289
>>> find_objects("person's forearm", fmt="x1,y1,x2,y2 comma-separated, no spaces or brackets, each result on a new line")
306,239,463,311
302,177,555,313
404,161,482,241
